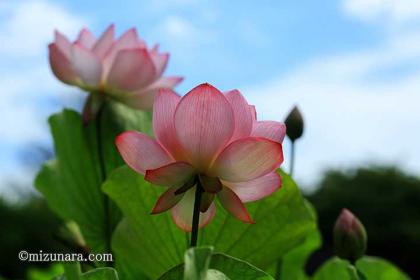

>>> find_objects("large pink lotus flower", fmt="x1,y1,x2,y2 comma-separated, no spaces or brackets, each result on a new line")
49,24,183,121
116,83,285,231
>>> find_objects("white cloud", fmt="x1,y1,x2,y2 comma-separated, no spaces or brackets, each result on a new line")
343,0,420,23
152,14,219,71
0,0,85,56
0,1,88,190
157,16,199,41
245,31,420,189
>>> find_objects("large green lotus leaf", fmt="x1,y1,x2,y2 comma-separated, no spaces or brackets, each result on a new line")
103,167,316,279
112,219,152,280
278,225,321,279
199,171,316,268
244,202,321,279
35,102,152,253
159,246,273,280
355,256,410,280
275,202,322,280
105,174,186,279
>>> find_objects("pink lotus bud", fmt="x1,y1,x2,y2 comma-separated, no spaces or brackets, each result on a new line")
333,209,367,262
116,84,286,231
284,106,304,142
48,25,183,122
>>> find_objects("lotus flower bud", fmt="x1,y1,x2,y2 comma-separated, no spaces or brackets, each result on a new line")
333,209,367,263
284,106,304,142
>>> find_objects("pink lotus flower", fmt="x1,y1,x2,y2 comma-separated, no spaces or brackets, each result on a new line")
48,24,183,122
116,83,285,231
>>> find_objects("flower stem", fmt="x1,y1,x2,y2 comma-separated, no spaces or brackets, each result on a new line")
289,140,295,177
190,183,203,247
95,104,112,265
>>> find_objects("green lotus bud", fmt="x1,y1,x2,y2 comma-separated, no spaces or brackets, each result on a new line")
284,106,304,142
333,209,367,263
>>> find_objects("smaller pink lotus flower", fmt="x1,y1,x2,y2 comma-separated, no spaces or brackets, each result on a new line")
49,24,182,122
116,83,285,231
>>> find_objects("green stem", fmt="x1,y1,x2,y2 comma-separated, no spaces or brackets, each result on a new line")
190,183,203,247
289,140,295,177
63,262,81,280
95,104,112,265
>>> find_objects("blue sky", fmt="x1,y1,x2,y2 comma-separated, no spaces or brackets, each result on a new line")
1,0,420,196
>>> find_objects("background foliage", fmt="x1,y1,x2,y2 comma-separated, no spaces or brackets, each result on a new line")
307,166,420,278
